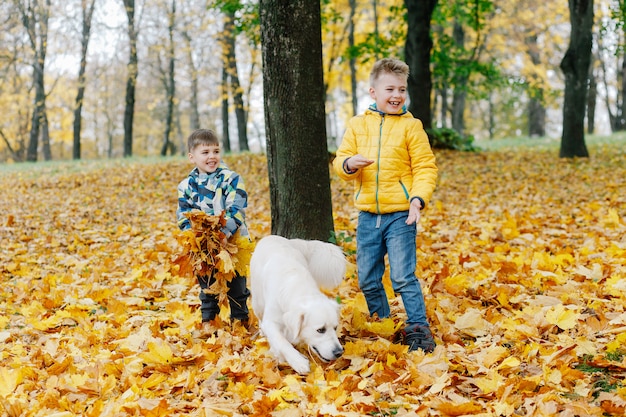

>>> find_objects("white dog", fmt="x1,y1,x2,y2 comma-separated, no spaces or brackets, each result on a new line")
250,235,347,374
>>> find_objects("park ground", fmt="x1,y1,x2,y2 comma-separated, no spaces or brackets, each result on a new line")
0,135,625,416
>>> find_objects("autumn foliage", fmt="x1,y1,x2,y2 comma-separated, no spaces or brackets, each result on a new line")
173,211,254,305
1,145,625,416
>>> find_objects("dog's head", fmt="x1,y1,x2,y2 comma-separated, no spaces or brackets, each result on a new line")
283,297,344,362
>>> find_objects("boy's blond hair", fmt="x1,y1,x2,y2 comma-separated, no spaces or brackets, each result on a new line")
187,129,220,153
369,58,409,86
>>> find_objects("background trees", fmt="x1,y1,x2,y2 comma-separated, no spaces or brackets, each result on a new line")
0,0,625,163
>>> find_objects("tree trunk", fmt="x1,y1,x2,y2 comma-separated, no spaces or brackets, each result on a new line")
42,111,51,161
349,0,358,116
259,0,335,241
439,86,447,127
0,129,20,161
221,65,231,152
560,0,593,158
182,30,200,134
20,0,51,162
617,51,626,131
123,0,138,158
161,0,176,157
404,0,438,129
451,21,466,135
587,61,596,134
73,0,96,160
528,96,546,137
223,11,249,152
526,34,546,137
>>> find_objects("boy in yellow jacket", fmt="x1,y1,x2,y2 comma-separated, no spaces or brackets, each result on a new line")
333,58,438,352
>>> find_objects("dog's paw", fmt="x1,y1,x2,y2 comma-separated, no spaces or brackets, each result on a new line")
288,354,311,375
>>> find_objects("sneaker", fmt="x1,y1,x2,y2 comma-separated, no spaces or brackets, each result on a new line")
404,325,436,353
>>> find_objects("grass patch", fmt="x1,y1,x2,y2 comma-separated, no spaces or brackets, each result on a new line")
574,354,625,399
475,131,626,152
0,155,187,178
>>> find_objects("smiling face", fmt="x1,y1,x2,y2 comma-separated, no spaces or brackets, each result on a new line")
369,72,407,114
189,144,221,174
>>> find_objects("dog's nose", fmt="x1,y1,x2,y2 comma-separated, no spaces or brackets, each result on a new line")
333,346,344,358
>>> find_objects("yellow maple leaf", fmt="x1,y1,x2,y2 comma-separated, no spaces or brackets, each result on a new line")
472,369,504,394
545,304,580,330
140,340,174,365
434,399,484,416
0,367,22,397
137,398,172,417
606,333,626,353
603,208,621,227
216,249,235,274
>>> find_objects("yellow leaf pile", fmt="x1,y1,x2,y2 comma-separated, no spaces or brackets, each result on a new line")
1,144,625,416
173,210,254,306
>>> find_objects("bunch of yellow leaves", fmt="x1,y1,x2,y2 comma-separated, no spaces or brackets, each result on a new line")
173,210,254,305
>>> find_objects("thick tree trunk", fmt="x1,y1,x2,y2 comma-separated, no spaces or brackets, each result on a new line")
404,0,437,129
260,0,335,241
560,0,593,158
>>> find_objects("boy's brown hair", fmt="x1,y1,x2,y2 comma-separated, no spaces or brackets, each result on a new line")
187,129,220,153
369,58,410,86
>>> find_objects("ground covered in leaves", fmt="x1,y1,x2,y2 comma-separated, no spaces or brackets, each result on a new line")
1,143,625,416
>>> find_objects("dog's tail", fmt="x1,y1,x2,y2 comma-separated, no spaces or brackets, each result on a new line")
289,239,347,290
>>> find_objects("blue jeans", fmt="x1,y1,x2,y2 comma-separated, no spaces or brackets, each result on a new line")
356,211,429,326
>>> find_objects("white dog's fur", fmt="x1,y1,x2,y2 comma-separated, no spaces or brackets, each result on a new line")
250,235,347,374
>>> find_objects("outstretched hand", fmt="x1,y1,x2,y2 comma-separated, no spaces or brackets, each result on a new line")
347,154,374,171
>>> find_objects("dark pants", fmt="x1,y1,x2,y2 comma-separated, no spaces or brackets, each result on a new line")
197,272,250,322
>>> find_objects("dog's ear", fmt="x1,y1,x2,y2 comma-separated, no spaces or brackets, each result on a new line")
283,310,305,343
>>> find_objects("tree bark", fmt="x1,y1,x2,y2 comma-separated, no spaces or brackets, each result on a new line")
259,0,335,241
73,0,96,160
161,0,176,156
404,0,437,129
123,0,138,158
451,21,466,136
221,65,231,153
181,30,200,134
560,0,593,158
223,11,249,152
20,0,51,162
349,0,358,116
526,34,546,137
587,60,596,134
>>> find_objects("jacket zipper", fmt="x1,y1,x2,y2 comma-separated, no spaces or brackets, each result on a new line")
375,114,384,214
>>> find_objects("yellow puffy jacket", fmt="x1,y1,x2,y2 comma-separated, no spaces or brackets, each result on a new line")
333,107,437,214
